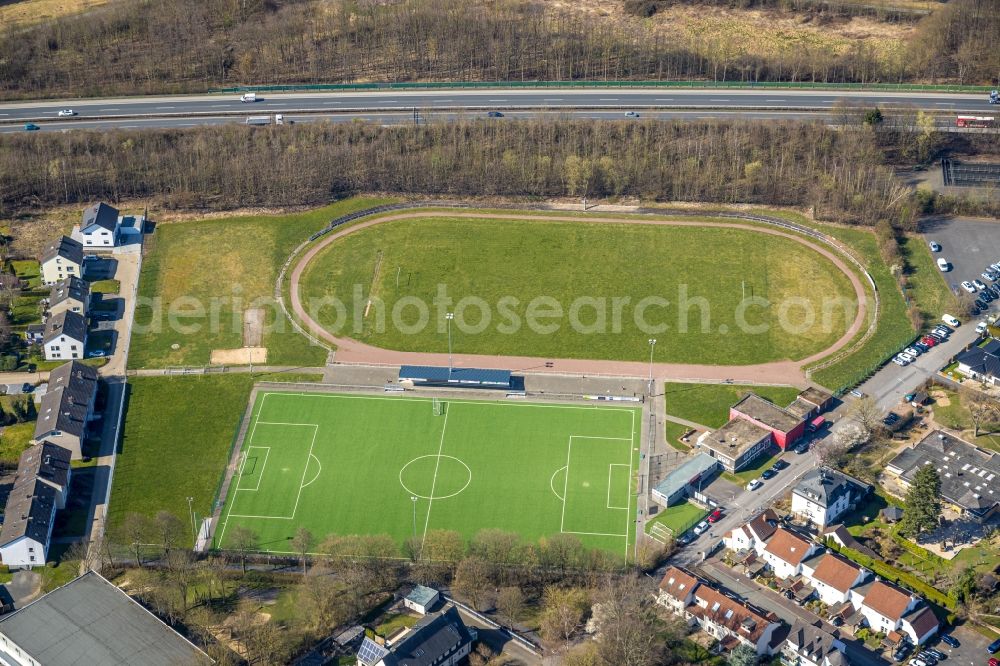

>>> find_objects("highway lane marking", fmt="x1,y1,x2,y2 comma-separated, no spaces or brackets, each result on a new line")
766,99,784,102
210,104,228,107
488,99,507,102
101,108,120,111
155,106,175,109
655,98,673,101
120,125,138,128
935,102,954,105
543,98,563,101
322,101,340,104
599,98,618,101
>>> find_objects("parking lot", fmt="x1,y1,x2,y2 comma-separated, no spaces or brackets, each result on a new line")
921,216,1000,294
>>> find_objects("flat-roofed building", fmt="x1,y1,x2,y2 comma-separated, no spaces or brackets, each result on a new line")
696,418,773,472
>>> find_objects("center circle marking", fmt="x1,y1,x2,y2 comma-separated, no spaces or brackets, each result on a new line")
399,454,472,500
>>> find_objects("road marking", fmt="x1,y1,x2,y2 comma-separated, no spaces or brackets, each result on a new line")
101,108,120,111
710,98,729,102
655,98,673,101
766,99,784,102
155,106,175,109
543,98,563,101
210,104,228,107
599,98,618,101
179,123,196,126
120,125,138,129
488,99,507,102
0,113,7,116
935,102,954,106
322,101,340,104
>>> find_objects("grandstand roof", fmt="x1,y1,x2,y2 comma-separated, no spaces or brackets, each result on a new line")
399,365,512,387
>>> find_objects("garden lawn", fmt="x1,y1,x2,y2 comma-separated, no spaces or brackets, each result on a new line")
107,371,323,545
663,382,802,429
900,234,955,324
129,196,394,369
300,215,857,365
0,421,35,466
89,279,120,294
664,420,693,452
10,260,40,289
645,500,708,536
721,449,785,486
931,387,1000,453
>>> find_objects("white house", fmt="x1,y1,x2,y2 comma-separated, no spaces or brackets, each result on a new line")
47,276,89,317
0,443,72,569
657,566,700,613
900,605,940,646
39,236,83,286
403,585,439,615
805,552,869,606
724,508,780,554
42,310,87,361
782,620,848,666
78,202,121,247
762,527,821,579
854,580,921,639
791,467,870,528
32,361,99,460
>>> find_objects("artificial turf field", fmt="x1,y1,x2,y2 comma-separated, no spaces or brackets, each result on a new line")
215,391,640,562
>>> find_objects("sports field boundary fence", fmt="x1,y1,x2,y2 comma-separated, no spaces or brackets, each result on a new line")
275,201,883,394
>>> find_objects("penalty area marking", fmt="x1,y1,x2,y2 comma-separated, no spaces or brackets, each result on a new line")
550,466,567,502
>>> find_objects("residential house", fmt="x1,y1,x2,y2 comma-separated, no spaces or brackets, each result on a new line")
887,429,999,522
657,566,700,613
78,202,121,247
762,527,821,579
730,393,807,450
804,552,870,606
724,509,780,554
32,361,99,459
0,571,212,665
954,339,1000,386
39,236,83,286
651,452,721,507
781,620,847,666
791,467,871,528
822,524,878,560
47,276,89,317
42,310,87,361
0,443,72,569
853,580,938,645
696,418,773,472
356,605,476,666
403,585,439,615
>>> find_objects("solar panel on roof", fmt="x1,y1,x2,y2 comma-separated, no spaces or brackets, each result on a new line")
358,637,389,665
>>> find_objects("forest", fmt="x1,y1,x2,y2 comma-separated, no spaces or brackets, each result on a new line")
0,0,997,100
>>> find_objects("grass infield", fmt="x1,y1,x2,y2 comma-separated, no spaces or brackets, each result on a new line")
215,391,640,561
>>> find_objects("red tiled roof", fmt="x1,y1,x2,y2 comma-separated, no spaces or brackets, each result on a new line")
863,581,913,621
659,566,699,598
691,585,775,644
810,553,862,593
904,606,939,638
747,509,780,542
764,528,813,566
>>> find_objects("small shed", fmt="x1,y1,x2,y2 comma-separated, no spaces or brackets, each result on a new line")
881,506,904,523
25,325,44,344
403,585,439,615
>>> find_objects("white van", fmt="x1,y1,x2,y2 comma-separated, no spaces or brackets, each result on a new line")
937,258,950,272
942,314,961,327
240,92,257,103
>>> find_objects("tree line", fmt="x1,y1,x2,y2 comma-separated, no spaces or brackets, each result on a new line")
1,0,998,100
0,118,911,226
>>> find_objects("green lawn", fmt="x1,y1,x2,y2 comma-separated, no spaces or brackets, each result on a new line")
10,260,40,289
129,196,394,369
645,500,708,536
216,391,640,561
300,214,857,365
664,420,693,452
899,234,956,325
931,387,1000,453
89,279,120,294
662,382,802,429
107,371,324,543
0,420,35,466
375,612,420,638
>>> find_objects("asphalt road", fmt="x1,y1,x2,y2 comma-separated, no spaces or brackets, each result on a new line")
2,87,998,132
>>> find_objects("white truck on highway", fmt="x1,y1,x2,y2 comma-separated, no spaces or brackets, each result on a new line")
240,92,257,103
245,114,284,126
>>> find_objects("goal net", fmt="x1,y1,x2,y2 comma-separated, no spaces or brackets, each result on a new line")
432,398,446,416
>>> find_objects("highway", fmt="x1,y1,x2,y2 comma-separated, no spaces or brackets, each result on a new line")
1,87,997,132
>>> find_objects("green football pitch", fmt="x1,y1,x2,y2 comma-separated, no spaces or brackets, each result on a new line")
215,391,640,562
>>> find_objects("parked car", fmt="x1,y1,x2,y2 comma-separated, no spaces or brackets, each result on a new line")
910,659,927,666
974,279,987,291
761,469,777,480
925,649,946,660
746,479,763,491
937,258,951,271
893,356,909,366
905,346,921,357
962,281,977,293
86,350,105,358
942,314,961,327
20,383,33,393
57,109,76,116
989,659,998,666
676,532,695,545
486,111,504,118
24,123,39,131
707,508,724,523
929,241,941,252
939,634,959,648
771,459,789,470
850,389,865,398
794,442,809,454
692,521,710,535
988,637,1000,653
983,272,998,283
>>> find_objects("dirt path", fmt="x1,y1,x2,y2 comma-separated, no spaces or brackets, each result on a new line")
288,211,869,386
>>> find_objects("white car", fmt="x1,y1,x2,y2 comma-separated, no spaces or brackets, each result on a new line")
983,272,998,283
929,241,941,252
57,109,76,116
746,479,763,491
973,279,987,291
942,314,961,327
937,258,950,272
692,521,710,535
961,281,976,293
905,346,921,357
892,356,908,366
898,351,916,362
976,321,988,334
625,111,640,118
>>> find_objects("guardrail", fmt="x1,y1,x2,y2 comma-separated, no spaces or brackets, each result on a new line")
212,80,998,94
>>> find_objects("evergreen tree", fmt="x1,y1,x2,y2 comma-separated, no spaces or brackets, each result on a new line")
900,465,941,537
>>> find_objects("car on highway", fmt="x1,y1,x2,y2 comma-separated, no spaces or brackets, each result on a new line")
707,508,723,523
929,241,941,252
746,479,763,491
57,109,77,116
940,634,960,648
486,111,504,118
761,468,777,480
24,123,39,131
625,111,640,118
240,92,257,103
692,520,710,536
962,281,977,293
937,258,951,271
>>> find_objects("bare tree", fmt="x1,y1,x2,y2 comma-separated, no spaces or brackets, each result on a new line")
229,526,258,575
154,510,185,561
116,512,153,567
452,556,494,611
539,586,589,646
496,585,525,627
290,527,314,574
963,387,1000,437
593,575,664,666
848,396,883,434
297,565,345,632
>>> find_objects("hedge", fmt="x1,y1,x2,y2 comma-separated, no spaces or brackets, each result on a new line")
827,541,957,611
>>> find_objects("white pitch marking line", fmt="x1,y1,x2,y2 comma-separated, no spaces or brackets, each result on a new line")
217,393,270,547
573,435,632,441
599,98,618,101
226,513,295,520
244,446,271,492
607,464,631,510
626,409,636,564
301,454,323,488
266,391,637,413
420,405,451,549
563,530,629,537
289,425,320,519
550,466,567,501
101,108,120,111
560,436,573,533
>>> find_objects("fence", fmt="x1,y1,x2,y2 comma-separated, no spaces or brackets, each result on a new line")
942,159,1000,187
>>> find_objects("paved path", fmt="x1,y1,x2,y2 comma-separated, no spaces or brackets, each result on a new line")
288,210,870,386
663,414,709,431
128,365,325,377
